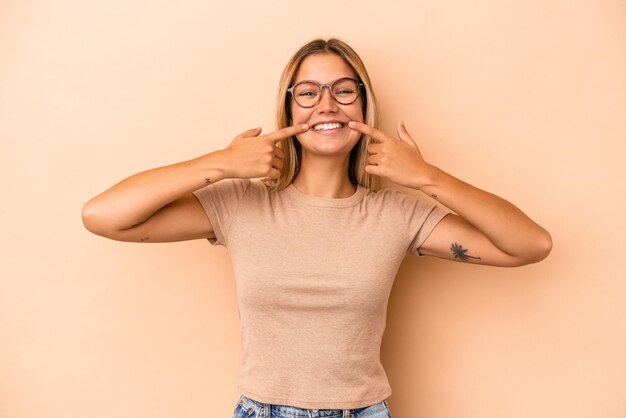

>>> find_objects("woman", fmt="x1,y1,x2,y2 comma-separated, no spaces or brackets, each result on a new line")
82,38,552,418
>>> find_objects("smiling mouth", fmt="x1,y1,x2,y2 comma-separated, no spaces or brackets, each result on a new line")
312,122,345,132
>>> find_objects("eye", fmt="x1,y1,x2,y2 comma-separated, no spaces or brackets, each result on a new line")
293,82,319,98
333,79,359,96
335,88,355,95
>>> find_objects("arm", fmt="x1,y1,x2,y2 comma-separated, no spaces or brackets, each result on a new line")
348,120,552,267
81,124,309,242
81,151,227,242
417,167,552,266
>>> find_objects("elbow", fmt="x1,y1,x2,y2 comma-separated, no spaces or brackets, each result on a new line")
539,230,553,260
81,200,108,237
531,230,553,263
515,229,553,266
82,200,138,240
81,200,98,234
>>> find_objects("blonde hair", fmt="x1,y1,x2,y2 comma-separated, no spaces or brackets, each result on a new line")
261,38,381,193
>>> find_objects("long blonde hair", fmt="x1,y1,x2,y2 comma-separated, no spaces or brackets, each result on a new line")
261,38,381,193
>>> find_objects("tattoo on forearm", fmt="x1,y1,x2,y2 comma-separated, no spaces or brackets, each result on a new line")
140,236,150,242
450,242,481,261
205,177,211,184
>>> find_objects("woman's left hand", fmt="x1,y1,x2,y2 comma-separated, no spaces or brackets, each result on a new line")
348,120,432,189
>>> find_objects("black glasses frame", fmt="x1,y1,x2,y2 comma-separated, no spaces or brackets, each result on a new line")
287,77,364,108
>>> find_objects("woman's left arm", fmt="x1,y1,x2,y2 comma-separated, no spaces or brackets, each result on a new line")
348,120,552,267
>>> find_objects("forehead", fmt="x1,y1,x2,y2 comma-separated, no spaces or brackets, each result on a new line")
294,53,357,83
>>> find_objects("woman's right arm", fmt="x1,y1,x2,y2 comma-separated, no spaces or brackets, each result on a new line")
81,124,308,243
81,150,228,243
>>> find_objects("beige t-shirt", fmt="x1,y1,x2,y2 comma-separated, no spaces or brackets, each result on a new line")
192,178,450,409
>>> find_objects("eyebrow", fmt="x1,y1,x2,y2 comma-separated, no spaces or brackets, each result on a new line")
293,76,358,84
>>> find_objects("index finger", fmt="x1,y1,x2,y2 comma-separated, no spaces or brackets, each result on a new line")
265,123,310,142
347,120,387,143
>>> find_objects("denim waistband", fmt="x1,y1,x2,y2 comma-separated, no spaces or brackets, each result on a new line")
236,394,391,418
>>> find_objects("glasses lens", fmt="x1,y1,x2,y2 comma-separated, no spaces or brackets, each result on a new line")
332,79,360,105
293,82,320,107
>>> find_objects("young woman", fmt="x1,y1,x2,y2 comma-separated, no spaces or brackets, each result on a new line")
82,38,551,418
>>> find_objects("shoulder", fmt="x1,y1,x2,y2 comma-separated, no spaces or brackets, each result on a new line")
363,186,411,205
192,177,253,201
365,186,448,219
222,178,265,199
359,187,407,215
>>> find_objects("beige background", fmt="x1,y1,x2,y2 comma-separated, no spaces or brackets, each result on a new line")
1,1,625,417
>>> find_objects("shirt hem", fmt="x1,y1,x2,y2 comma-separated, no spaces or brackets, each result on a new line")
238,385,392,410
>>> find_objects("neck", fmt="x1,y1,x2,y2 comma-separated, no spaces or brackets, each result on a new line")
292,152,356,198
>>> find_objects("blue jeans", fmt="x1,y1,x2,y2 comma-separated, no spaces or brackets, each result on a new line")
232,394,393,418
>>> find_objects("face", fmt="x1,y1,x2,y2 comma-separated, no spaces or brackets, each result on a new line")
289,53,364,157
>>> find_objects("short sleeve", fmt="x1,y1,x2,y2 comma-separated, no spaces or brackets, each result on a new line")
392,190,452,257
191,178,252,247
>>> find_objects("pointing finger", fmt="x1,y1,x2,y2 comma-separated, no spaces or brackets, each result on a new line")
348,120,387,143
266,123,310,143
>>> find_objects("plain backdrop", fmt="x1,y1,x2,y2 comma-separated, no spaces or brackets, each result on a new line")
1,1,625,417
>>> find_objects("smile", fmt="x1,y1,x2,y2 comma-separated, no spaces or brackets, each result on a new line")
313,122,345,131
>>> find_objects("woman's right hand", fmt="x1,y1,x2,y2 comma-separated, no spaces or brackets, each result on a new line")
81,123,310,242
219,124,309,179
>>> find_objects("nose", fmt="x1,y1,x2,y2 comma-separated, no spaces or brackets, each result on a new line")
316,85,338,112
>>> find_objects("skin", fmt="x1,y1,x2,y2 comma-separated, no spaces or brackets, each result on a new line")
81,123,310,243
283,53,552,266
347,119,552,266
288,53,365,199
83,52,552,266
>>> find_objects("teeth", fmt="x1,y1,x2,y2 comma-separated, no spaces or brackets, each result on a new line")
313,122,343,131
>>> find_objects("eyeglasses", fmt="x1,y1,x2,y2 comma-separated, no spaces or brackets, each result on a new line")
287,77,364,108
